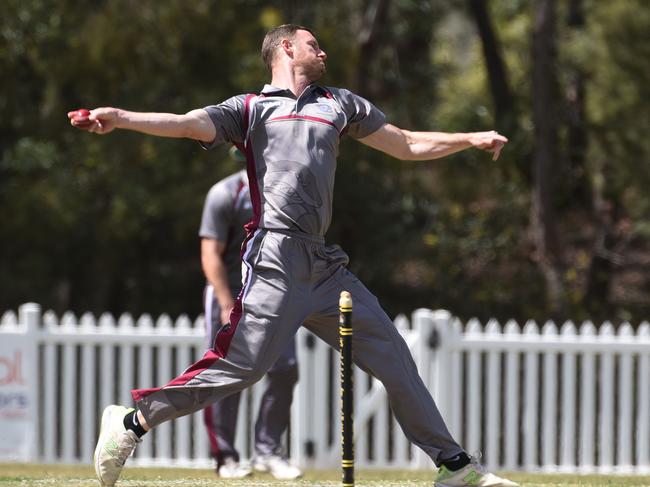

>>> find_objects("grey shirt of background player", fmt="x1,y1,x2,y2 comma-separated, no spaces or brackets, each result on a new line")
199,169,251,292
201,85,385,237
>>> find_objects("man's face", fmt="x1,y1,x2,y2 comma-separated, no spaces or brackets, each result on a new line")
290,29,327,81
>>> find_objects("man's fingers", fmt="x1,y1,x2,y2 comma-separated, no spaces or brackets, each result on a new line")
491,141,504,161
70,119,93,130
68,107,114,134
70,118,101,132
472,132,508,160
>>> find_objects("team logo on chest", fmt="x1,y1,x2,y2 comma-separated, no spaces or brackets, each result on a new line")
316,103,334,114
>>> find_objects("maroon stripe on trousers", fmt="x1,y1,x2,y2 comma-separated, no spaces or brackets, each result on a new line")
131,95,261,404
203,404,220,457
131,348,220,401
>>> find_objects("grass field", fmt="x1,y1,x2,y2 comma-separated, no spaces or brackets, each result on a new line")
1,464,649,487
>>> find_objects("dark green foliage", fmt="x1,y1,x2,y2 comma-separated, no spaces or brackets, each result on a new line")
1,0,648,322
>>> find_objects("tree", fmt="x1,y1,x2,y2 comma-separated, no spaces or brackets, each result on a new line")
530,0,566,315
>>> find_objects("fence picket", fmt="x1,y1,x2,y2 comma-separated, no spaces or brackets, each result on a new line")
375,387,389,467
80,313,97,463
98,313,116,431
541,321,558,470
599,322,615,470
354,363,367,468
61,312,77,463
465,319,482,456
42,311,58,463
485,319,501,470
617,323,634,471
118,314,136,409
523,320,539,470
503,320,520,471
560,322,577,469
579,322,596,470
448,318,463,441
637,323,650,470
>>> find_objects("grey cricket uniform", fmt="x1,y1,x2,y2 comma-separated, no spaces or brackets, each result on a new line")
199,169,298,462
133,84,463,463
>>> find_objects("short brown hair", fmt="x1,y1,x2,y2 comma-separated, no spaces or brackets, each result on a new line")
261,24,314,72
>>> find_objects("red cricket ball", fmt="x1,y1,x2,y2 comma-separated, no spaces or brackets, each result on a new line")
71,108,94,129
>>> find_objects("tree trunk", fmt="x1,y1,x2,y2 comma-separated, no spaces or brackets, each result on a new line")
585,199,619,319
392,2,436,127
467,0,515,132
531,0,566,315
567,0,617,317
565,0,589,206
354,0,390,98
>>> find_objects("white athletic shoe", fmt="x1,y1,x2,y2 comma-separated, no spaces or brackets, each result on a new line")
217,457,252,478
434,456,518,487
93,405,141,486
253,454,303,480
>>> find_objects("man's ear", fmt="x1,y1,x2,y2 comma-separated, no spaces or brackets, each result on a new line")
280,38,293,58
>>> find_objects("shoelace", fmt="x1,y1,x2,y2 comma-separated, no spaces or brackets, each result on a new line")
115,433,140,464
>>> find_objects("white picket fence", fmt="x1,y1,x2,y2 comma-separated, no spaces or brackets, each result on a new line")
0,303,649,474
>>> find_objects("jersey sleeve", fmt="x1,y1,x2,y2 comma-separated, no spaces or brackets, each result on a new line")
331,88,386,139
200,95,248,150
199,182,233,241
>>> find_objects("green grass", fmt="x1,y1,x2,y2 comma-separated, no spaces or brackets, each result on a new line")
0,464,649,486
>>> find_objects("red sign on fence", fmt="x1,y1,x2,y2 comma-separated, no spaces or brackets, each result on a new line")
0,314,37,462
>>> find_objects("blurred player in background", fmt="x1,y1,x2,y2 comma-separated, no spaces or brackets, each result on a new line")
199,146,301,480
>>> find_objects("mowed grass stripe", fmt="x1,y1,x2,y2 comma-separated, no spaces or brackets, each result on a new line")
1,464,649,486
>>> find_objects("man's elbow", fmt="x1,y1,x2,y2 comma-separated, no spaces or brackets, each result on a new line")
182,111,215,141
377,140,413,160
394,129,418,160
182,123,210,141
392,144,419,161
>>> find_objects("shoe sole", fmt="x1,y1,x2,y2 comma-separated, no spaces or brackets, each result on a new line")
254,461,302,479
218,468,253,479
435,482,518,487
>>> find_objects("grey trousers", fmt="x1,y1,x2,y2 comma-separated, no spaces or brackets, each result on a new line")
203,285,297,464
133,229,463,464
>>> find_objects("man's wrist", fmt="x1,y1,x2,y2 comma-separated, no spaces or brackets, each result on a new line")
114,109,127,129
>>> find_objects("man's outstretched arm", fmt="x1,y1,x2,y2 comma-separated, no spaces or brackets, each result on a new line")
68,108,216,143
359,123,508,161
